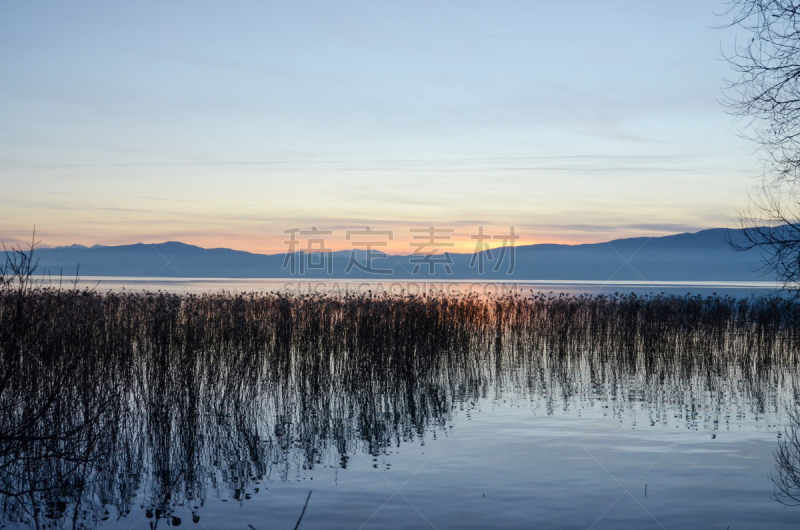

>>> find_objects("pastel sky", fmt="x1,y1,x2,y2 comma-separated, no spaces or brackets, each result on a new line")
0,0,759,254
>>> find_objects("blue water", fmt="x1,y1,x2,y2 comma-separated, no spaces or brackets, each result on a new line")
76,277,782,299
5,284,795,529
102,396,788,529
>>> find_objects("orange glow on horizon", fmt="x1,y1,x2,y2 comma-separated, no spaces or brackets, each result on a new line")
35,232,586,255
239,237,576,255
28,223,697,256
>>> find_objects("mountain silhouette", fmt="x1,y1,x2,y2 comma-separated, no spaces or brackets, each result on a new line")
32,228,772,281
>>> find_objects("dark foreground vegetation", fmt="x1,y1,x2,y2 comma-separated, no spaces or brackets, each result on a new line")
2,249,800,527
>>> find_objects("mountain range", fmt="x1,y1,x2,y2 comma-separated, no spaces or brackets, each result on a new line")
30,228,772,281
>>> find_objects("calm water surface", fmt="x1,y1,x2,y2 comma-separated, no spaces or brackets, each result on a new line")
75,276,782,298
92,383,794,529
121,400,791,530
3,288,798,529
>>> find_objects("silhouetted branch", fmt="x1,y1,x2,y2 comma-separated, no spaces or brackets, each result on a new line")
721,1,800,289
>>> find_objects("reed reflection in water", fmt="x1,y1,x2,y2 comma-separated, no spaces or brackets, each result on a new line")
1,286,800,528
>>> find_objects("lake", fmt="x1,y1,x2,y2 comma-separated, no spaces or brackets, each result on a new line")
2,288,798,529
73,276,782,298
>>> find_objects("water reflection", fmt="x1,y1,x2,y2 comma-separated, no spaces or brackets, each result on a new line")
1,291,799,528
772,405,800,506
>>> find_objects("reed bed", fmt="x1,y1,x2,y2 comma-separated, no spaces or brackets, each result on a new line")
1,282,800,528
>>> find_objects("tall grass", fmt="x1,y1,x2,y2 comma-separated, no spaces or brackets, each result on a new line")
1,261,800,527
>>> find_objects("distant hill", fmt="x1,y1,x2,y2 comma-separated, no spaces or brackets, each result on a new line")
31,228,773,281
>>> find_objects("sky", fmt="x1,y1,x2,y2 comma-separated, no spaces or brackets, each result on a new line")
0,0,761,254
